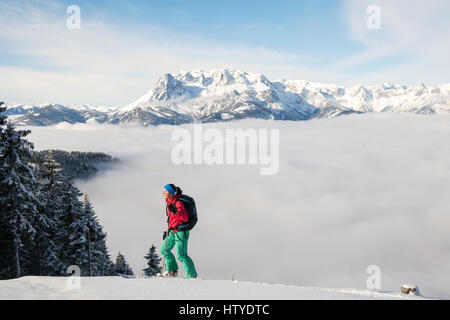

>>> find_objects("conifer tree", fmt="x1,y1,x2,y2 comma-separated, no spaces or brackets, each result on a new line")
0,103,9,277
143,244,162,276
54,178,90,276
83,194,112,276
34,151,64,275
93,236,112,276
0,119,39,279
0,102,6,127
114,251,134,276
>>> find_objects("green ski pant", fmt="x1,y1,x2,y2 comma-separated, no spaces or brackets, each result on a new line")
161,230,197,279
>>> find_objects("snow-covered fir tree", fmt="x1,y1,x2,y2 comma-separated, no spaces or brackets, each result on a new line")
113,251,134,276
0,116,40,279
83,194,112,276
143,244,162,276
54,178,92,276
33,150,64,275
0,102,8,277
0,102,6,127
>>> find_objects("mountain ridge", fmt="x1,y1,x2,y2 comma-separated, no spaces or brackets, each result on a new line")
5,69,450,126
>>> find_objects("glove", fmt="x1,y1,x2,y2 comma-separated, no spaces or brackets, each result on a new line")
162,231,168,240
168,203,177,214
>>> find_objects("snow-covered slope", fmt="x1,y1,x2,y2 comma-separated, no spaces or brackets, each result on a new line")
5,70,450,126
0,276,432,300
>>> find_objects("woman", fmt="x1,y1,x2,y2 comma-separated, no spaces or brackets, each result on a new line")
160,184,198,279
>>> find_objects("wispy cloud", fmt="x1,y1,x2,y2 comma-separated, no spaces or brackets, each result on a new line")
339,0,450,84
0,1,321,105
0,0,449,105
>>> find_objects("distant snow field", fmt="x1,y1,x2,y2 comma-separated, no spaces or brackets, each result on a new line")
23,113,450,299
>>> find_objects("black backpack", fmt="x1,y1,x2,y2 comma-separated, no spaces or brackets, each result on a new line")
174,194,198,231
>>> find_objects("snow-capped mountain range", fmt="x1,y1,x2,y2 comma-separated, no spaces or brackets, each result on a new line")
5,69,450,126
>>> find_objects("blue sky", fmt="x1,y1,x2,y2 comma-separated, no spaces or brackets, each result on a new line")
0,0,449,105
38,0,363,65
75,0,362,60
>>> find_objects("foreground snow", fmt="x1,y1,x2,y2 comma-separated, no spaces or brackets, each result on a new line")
0,276,433,300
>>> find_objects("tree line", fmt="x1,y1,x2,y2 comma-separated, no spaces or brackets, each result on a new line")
31,149,120,180
1,102,162,279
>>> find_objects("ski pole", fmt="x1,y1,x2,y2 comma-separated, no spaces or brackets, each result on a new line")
162,229,169,274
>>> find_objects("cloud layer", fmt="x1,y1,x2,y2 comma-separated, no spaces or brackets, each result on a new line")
27,114,450,298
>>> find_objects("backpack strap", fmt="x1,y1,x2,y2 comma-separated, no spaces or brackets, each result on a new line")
175,198,191,231
166,204,169,225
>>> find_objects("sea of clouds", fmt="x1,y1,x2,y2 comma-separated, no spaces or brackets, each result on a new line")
26,113,450,298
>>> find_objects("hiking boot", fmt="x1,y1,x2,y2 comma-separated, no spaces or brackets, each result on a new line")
168,271,178,277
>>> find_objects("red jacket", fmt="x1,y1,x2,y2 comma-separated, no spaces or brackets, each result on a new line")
166,195,189,233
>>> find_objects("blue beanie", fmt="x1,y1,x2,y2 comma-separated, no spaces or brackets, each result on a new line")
163,184,176,195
